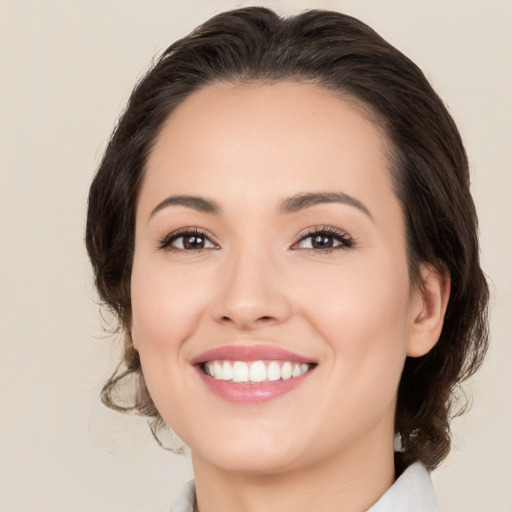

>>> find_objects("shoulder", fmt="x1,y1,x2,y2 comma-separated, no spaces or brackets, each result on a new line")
169,479,196,512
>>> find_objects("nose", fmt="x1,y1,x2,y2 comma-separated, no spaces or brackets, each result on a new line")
210,248,292,332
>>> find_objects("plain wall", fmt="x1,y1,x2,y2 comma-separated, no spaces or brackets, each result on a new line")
1,1,511,511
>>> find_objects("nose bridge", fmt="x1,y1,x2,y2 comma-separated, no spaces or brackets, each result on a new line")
212,236,291,330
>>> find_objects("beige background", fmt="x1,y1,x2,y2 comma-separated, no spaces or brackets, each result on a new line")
1,1,511,511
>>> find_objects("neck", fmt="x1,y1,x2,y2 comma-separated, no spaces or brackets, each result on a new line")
191,433,395,512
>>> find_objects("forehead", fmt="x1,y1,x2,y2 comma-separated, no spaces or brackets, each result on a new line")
141,81,395,216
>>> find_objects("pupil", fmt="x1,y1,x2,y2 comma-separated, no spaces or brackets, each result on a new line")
184,235,204,249
313,235,333,248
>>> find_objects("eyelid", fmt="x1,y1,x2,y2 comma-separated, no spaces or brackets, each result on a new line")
291,225,355,252
157,227,219,251
157,224,354,253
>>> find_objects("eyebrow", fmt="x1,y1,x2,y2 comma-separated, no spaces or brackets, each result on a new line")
148,191,372,220
279,192,372,219
149,195,221,220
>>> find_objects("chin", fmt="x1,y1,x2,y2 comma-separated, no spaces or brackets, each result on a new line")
188,428,312,476
195,448,303,476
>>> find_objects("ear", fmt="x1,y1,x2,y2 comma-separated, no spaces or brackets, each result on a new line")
406,264,451,358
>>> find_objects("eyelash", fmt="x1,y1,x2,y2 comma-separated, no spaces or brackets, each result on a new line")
157,225,355,254
293,226,355,253
158,227,216,251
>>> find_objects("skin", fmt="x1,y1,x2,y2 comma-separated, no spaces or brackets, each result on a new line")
130,82,449,512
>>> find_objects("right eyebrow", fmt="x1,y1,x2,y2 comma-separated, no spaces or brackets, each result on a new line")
148,195,221,221
279,191,373,220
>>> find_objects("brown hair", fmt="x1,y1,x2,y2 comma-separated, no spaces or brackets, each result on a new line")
86,7,489,470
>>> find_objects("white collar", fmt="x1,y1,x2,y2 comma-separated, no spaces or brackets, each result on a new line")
169,479,196,512
169,462,438,512
367,462,439,511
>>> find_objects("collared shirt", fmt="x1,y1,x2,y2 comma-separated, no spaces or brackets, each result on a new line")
169,462,439,512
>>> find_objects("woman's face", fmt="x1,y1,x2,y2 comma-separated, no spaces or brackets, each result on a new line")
131,82,426,475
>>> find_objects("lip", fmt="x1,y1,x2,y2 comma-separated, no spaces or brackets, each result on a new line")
191,344,316,404
190,344,315,365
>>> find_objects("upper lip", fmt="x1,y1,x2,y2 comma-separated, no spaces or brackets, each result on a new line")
190,344,316,365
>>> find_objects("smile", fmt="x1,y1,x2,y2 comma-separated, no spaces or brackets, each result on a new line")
192,344,317,403
202,360,313,383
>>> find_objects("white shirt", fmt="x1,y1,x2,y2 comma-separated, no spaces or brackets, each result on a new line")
169,462,439,512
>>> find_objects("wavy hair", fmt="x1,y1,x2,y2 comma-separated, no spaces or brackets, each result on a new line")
86,7,489,469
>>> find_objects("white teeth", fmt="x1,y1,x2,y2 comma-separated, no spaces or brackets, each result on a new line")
214,361,223,379
222,360,233,381
249,361,267,382
232,361,249,382
281,361,293,380
203,359,312,383
267,361,281,381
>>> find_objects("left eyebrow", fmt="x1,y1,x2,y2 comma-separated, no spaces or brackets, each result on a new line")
279,192,373,219
148,194,222,221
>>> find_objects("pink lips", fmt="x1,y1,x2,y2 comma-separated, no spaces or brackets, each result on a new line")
191,344,316,404
191,344,313,365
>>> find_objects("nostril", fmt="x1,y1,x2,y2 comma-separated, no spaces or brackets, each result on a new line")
221,315,273,321
219,314,278,330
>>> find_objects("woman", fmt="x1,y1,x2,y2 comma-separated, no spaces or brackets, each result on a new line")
86,7,489,511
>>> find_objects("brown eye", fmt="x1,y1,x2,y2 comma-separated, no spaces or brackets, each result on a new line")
295,228,354,252
160,230,217,251
310,234,336,249
299,234,341,250
178,234,207,249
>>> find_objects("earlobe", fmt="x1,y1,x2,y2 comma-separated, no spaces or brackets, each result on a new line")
407,265,451,358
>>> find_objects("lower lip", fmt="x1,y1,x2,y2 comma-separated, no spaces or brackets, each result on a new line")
195,366,313,403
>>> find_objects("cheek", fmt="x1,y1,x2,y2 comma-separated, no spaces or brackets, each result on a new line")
302,263,411,433
130,260,209,352
302,254,411,331
296,256,412,385
129,260,206,425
